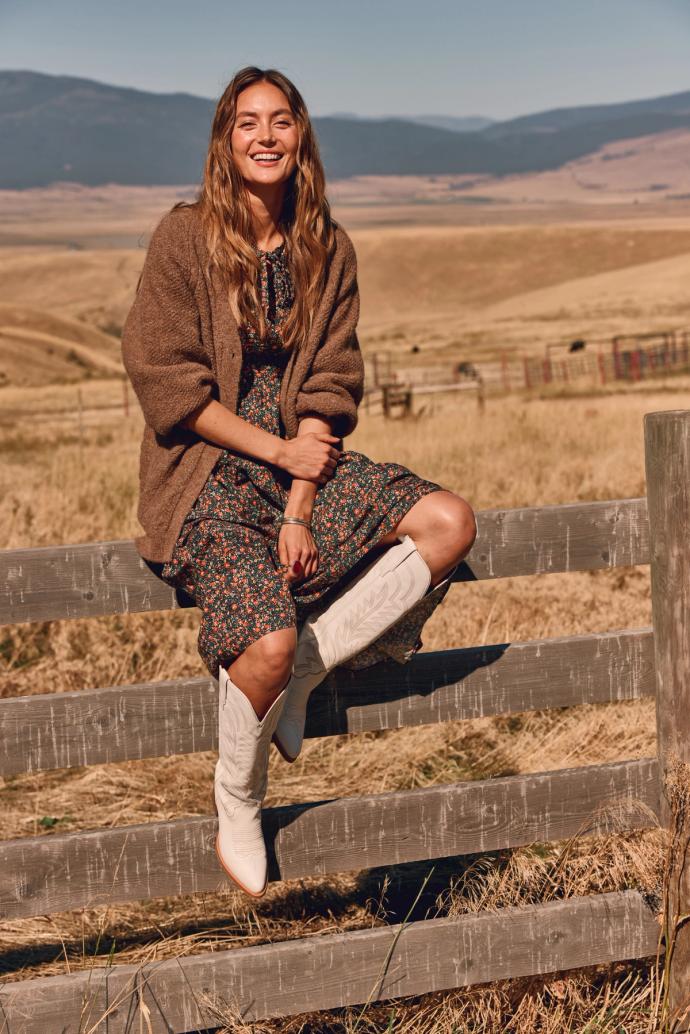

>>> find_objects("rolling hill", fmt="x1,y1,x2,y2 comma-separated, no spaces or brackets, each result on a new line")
2,70,690,188
0,304,122,387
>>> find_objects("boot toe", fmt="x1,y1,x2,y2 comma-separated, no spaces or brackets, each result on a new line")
274,713,304,762
215,836,268,897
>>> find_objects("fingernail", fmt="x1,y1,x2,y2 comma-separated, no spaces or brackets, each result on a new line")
293,560,303,574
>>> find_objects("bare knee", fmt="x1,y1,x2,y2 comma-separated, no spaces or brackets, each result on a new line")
246,627,296,686
429,492,477,562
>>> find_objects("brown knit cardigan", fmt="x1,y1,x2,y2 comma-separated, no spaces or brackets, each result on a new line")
121,203,364,563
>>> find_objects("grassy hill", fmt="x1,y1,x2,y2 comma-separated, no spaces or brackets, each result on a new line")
0,304,122,387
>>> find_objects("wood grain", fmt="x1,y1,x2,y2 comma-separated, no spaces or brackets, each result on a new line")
0,628,655,775
0,758,659,919
645,409,690,1029
0,498,649,625
0,892,660,1031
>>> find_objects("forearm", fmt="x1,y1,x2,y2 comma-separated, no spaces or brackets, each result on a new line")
181,399,284,467
286,415,335,518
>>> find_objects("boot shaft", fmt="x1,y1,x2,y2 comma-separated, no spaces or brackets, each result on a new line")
217,667,287,803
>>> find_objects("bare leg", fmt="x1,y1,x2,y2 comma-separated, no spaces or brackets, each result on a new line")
377,490,476,587
228,626,297,720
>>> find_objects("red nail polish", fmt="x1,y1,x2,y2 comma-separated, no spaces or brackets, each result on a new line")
293,560,303,574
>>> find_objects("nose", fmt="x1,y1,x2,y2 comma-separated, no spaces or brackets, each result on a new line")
257,121,276,145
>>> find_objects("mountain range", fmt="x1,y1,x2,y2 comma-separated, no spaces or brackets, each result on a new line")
2,69,690,189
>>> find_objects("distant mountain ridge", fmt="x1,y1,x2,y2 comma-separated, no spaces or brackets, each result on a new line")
327,112,495,132
1,69,690,189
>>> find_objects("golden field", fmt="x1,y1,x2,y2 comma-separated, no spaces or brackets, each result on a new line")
2,184,690,379
2,185,690,1030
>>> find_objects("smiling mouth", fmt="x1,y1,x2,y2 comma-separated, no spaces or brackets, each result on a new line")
251,153,283,165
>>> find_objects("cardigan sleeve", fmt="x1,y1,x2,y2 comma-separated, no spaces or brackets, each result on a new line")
121,212,215,437
294,233,365,438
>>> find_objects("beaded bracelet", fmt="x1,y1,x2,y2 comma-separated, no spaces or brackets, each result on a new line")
279,515,312,529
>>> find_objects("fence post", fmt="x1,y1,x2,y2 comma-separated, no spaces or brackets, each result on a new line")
523,357,531,390
598,352,607,386
645,409,690,1029
501,355,510,392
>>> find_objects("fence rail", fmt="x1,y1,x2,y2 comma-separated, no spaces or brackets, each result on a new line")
0,627,654,776
0,891,659,1032
1,498,649,625
2,411,687,1030
0,758,660,920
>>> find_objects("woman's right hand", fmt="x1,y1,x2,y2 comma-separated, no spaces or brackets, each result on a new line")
280,432,341,483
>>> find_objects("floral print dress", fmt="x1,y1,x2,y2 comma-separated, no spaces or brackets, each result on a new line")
160,241,452,677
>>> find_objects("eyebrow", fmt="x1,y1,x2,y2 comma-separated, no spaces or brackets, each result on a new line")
236,108,293,118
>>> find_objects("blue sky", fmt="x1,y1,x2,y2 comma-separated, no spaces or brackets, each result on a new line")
2,0,689,120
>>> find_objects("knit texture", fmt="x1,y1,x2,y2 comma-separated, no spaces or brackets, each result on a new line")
121,203,365,562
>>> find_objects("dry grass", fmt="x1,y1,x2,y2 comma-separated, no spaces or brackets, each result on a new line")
2,379,688,1031
5,192,690,1028
3,190,690,377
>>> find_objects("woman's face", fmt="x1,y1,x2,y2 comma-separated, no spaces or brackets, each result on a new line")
230,81,299,191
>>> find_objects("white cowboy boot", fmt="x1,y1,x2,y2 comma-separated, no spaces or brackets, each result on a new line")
273,535,434,763
214,665,287,897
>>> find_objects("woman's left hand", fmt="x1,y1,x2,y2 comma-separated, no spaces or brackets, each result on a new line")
278,523,319,584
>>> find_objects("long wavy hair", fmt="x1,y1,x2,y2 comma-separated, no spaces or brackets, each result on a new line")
175,66,336,353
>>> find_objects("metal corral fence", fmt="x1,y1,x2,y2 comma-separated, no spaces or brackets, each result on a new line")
4,410,690,1029
364,326,690,413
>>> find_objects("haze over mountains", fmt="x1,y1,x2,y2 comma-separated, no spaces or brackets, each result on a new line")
1,69,690,189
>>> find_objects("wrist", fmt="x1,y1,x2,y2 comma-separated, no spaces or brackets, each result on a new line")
280,515,312,529
286,478,317,520
283,508,314,522
267,434,287,468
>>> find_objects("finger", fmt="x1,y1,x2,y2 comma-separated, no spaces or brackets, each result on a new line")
281,532,300,580
291,557,304,580
284,555,299,584
318,434,341,444
305,549,318,579
278,533,289,569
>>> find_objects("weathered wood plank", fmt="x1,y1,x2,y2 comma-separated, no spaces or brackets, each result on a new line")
463,497,648,581
0,540,182,625
645,409,690,1028
0,891,660,1031
0,758,659,919
0,498,649,625
0,628,655,775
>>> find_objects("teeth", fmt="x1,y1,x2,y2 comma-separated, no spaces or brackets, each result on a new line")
253,153,281,161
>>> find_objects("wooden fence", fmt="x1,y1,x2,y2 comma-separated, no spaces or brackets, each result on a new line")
3,409,690,1030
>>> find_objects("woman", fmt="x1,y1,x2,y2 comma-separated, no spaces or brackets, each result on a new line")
121,67,476,899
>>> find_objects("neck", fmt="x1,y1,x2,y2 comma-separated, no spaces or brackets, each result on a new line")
245,182,285,250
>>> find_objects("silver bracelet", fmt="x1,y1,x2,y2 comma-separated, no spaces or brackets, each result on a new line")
279,515,312,529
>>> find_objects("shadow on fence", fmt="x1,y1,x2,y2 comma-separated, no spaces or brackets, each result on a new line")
3,410,690,1029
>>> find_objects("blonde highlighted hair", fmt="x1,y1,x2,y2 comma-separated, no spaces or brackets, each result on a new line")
174,66,336,353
